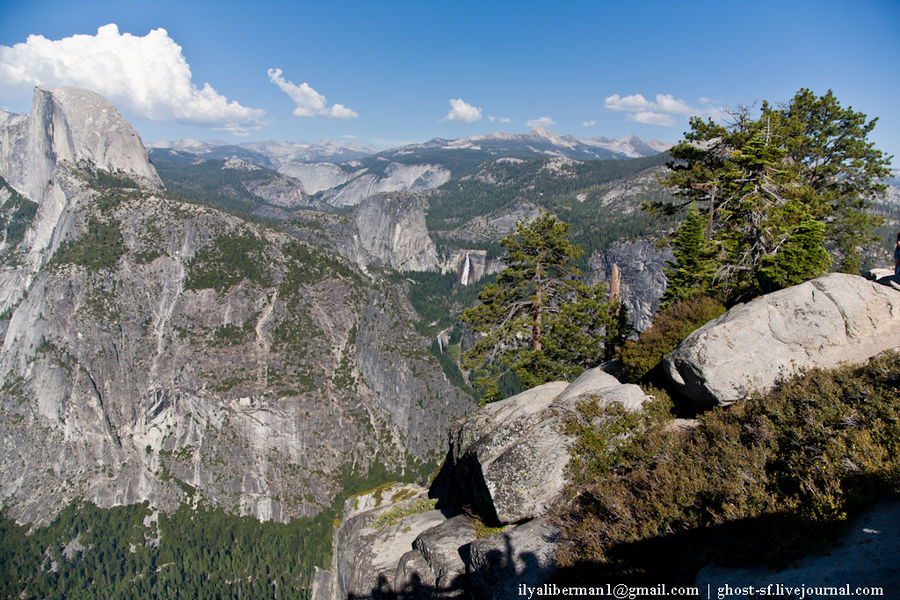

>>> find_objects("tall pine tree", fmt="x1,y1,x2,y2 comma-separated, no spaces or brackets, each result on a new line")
662,204,718,306
462,213,620,402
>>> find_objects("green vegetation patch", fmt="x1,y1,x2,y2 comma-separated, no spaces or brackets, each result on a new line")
0,500,334,599
50,216,126,271
426,153,670,232
619,294,726,382
0,178,38,252
185,232,272,291
281,240,360,288
370,497,437,530
556,352,900,583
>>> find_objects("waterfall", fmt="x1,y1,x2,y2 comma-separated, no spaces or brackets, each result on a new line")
437,334,444,354
460,252,471,286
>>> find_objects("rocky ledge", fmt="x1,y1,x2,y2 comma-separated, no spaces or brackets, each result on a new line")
312,369,651,599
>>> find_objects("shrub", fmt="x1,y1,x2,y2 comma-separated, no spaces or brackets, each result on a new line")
618,295,725,382
555,352,900,583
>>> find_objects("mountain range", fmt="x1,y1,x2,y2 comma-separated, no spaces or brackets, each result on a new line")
148,128,670,167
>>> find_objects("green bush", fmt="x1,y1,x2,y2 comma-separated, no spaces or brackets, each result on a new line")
556,352,900,582
619,295,725,382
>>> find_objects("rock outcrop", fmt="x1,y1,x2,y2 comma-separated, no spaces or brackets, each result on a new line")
320,163,451,208
435,368,650,524
312,483,457,599
0,86,161,206
0,86,164,310
353,193,440,272
590,240,673,332
278,161,353,196
313,369,650,599
312,482,562,600
664,273,900,407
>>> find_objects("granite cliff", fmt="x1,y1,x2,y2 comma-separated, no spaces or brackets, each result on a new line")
0,87,476,526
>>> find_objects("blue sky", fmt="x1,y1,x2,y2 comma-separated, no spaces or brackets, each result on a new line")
1,0,898,162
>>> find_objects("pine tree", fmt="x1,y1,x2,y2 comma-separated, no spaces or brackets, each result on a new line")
462,213,619,402
652,89,891,302
662,204,718,305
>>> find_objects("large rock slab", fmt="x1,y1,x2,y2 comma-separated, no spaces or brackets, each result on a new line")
664,273,900,407
434,368,651,524
412,514,476,590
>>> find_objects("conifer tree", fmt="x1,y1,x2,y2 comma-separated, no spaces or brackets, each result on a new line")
462,213,620,402
653,88,891,302
662,204,718,306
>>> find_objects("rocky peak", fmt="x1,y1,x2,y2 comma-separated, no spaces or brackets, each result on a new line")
0,86,162,204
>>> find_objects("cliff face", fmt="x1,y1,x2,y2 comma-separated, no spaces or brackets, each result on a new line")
0,87,475,526
0,86,161,206
353,193,441,272
590,240,673,332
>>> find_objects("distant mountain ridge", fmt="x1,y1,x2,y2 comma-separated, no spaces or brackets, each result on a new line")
149,129,671,208
149,128,670,167
390,127,671,160
147,138,379,167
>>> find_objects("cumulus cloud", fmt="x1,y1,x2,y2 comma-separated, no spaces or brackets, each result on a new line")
582,120,596,127
444,98,482,123
0,23,265,134
605,93,692,115
604,93,654,112
604,92,710,127
627,111,675,126
489,115,510,123
267,68,357,119
526,116,556,129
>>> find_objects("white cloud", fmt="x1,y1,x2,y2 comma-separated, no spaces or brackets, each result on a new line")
444,98,482,123
604,93,653,112
0,24,265,134
582,120,596,127
627,111,675,126
267,68,357,119
604,92,701,127
653,94,692,115
526,116,556,128
489,115,510,123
